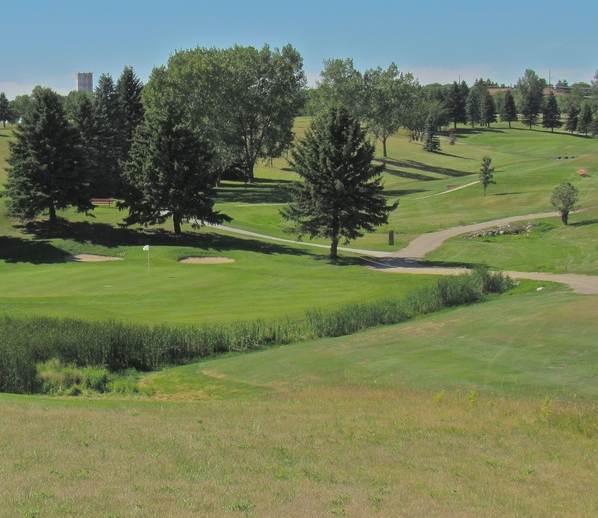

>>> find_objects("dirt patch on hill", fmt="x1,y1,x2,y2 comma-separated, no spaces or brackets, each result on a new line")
66,254,123,262
178,256,235,264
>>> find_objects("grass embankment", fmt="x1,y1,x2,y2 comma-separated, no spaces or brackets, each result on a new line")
2,290,597,517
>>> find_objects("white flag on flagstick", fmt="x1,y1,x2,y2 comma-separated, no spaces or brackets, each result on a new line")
143,245,150,251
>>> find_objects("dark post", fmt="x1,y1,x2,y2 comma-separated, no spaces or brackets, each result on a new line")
388,230,394,246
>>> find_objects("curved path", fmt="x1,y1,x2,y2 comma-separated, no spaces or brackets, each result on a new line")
214,211,598,294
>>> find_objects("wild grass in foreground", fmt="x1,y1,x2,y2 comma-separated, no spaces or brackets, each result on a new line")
0,268,514,394
0,386,596,517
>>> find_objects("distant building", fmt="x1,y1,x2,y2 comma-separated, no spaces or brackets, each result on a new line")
76,72,93,92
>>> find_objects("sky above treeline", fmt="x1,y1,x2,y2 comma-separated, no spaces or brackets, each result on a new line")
2,0,597,99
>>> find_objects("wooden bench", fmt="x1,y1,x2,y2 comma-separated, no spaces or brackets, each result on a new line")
90,198,114,207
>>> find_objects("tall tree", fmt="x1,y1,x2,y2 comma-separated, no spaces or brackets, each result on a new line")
363,63,418,157
444,81,469,129
465,88,481,127
93,74,124,195
311,58,364,120
121,105,231,235
577,101,593,136
517,69,545,129
116,66,144,157
479,156,496,196
145,44,306,183
565,104,579,134
280,107,397,259
8,94,31,122
500,90,518,128
542,92,562,132
3,87,91,224
0,92,10,127
479,89,497,127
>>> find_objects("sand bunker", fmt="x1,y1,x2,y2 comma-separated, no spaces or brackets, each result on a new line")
66,254,123,262
178,256,235,264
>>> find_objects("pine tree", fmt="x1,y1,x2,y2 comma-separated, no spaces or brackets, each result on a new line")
577,101,593,136
3,87,91,224
542,92,562,132
479,89,497,127
116,66,144,159
423,114,441,152
445,81,468,129
120,105,230,235
565,104,579,134
500,90,518,128
280,107,397,258
466,88,481,127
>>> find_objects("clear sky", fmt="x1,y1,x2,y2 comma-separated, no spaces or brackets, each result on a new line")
2,0,597,99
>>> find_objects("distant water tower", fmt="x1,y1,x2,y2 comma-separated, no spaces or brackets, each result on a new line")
76,72,93,92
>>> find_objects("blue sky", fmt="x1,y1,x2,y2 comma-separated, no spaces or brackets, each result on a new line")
2,0,598,98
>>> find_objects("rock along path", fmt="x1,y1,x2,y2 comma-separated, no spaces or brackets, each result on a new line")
215,211,598,295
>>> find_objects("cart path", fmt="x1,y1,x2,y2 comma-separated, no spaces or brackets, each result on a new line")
214,210,598,294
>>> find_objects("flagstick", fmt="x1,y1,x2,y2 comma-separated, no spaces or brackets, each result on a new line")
147,247,150,276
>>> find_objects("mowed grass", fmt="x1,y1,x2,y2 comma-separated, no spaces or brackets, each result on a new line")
2,291,598,517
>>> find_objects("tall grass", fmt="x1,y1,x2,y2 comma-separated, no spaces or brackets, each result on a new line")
0,268,514,394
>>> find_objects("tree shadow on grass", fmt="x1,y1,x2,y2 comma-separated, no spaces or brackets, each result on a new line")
18,219,314,259
570,218,598,227
217,179,294,204
0,236,70,264
383,158,474,179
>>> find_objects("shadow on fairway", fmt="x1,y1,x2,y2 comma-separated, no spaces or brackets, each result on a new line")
0,236,69,264
570,218,598,227
217,179,294,204
19,219,313,258
383,158,473,179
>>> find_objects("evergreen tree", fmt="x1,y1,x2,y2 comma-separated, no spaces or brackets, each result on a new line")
500,90,518,128
423,113,441,152
479,89,497,127
0,92,10,127
565,104,579,134
3,87,91,224
121,105,230,235
465,88,481,127
577,101,593,136
93,74,124,196
280,107,397,258
542,92,562,132
116,66,144,158
517,69,545,129
479,156,496,196
445,80,468,129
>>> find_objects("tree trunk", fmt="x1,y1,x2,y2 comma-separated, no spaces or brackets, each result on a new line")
48,203,57,224
173,215,182,235
561,211,569,225
382,137,387,158
329,238,339,259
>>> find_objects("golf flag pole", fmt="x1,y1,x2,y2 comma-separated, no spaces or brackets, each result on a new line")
143,245,150,275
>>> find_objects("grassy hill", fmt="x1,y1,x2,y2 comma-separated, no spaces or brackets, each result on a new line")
1,121,598,517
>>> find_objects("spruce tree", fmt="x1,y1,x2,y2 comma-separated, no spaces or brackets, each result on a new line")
116,66,144,159
120,105,230,235
542,92,562,132
565,104,579,134
479,89,497,127
423,114,441,152
466,88,481,127
280,107,397,258
577,101,593,136
500,90,518,128
4,87,91,224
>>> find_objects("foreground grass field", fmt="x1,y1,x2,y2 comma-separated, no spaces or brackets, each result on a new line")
2,291,598,517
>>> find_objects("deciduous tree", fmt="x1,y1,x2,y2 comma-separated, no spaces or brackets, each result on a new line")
479,156,496,196
0,92,10,127
280,107,397,258
550,182,579,225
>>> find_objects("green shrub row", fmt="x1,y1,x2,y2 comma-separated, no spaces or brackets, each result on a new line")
0,268,515,394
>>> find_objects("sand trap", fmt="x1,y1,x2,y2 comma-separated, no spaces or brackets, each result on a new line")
66,254,123,262
178,256,235,264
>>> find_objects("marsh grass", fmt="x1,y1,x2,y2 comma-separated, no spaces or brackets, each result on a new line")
0,269,513,394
